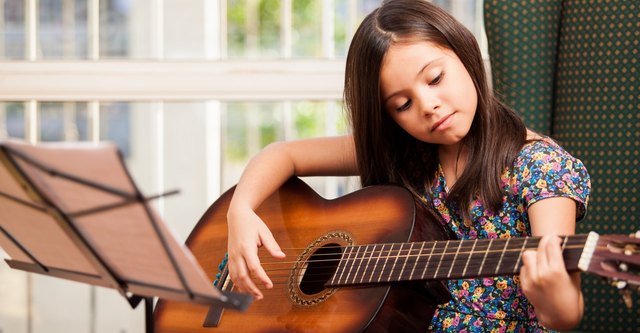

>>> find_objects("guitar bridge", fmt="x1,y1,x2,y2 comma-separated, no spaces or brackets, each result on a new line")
204,253,234,327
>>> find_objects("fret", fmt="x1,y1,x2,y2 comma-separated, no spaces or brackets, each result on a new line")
433,240,450,279
567,234,589,271
387,243,402,282
398,243,414,281
378,244,392,283
363,244,376,284
421,240,437,279
360,245,371,283
356,245,371,284
561,235,572,268
478,239,493,276
409,241,426,280
447,239,463,278
339,246,356,285
344,245,362,284
462,239,477,277
332,245,354,285
372,244,385,283
514,238,528,273
495,238,510,275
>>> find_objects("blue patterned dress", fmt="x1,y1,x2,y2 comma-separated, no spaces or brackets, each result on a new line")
426,138,591,333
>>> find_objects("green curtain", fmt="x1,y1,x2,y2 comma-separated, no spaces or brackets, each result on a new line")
485,0,640,332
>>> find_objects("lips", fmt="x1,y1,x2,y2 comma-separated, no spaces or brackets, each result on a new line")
431,113,454,131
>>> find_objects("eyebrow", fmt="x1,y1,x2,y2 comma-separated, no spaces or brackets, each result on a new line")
381,57,443,105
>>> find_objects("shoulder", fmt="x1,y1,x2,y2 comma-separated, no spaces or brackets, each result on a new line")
515,137,590,179
517,137,581,166
514,137,591,220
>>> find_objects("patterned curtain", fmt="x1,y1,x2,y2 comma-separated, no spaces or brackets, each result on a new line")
485,0,640,332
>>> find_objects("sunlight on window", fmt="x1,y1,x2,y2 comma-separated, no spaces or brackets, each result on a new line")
0,1,485,330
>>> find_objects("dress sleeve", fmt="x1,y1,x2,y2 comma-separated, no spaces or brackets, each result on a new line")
519,140,591,221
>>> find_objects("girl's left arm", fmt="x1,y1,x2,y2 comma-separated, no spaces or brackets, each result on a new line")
521,196,584,331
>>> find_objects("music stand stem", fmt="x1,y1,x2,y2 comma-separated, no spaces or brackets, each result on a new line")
145,297,154,333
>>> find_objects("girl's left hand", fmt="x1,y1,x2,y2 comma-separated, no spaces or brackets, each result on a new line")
520,232,583,331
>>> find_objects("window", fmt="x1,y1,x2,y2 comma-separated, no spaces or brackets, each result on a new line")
0,1,486,332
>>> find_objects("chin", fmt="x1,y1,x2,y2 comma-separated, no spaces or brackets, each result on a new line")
439,135,465,146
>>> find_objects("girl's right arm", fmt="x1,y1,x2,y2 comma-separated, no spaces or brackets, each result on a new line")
227,134,358,300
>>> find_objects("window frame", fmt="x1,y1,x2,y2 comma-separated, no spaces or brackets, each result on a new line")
0,59,346,101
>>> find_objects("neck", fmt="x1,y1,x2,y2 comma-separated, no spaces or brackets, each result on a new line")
326,234,589,287
438,143,468,188
438,141,461,159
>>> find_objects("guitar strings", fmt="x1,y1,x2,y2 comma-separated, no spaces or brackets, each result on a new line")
219,238,606,287
254,236,590,260
254,235,585,252
248,245,597,287
261,252,585,286
223,258,593,288
253,243,594,267
246,247,590,286
258,248,586,276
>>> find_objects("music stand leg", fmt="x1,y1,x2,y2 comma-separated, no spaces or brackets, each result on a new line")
145,297,154,333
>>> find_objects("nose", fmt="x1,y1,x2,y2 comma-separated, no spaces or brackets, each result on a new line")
418,92,440,116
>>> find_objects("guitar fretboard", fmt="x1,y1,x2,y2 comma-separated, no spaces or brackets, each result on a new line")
326,234,589,287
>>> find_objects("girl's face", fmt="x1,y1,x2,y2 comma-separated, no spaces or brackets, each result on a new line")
379,41,478,148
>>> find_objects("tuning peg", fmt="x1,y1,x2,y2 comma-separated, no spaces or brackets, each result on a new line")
621,289,633,310
613,280,634,310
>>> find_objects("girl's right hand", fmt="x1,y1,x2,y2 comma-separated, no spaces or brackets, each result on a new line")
227,204,286,300
225,135,357,300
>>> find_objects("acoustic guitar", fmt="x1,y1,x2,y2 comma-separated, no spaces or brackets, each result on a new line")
154,177,640,333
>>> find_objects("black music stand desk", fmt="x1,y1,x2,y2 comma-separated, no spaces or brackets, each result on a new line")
0,139,252,333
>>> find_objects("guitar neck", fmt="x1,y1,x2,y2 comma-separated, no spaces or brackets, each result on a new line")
327,233,597,287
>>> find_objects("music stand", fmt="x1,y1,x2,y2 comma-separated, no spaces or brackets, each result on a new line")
0,139,252,333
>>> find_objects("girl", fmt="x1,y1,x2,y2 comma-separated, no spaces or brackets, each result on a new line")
226,0,590,331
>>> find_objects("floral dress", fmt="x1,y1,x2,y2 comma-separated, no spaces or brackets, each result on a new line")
426,138,591,333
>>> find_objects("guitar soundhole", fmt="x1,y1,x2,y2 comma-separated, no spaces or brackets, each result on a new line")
299,243,342,295
287,230,355,308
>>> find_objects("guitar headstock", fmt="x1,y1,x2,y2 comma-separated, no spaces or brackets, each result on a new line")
583,231,640,308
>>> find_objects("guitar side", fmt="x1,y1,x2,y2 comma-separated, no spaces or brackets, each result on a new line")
154,177,449,333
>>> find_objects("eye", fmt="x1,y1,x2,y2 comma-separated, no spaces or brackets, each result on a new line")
429,71,445,85
396,99,411,112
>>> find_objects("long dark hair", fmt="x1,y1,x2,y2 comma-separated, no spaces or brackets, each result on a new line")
344,0,528,220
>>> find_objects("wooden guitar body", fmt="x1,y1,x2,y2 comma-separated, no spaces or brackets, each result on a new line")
154,177,451,333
